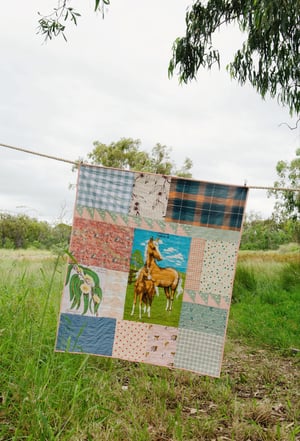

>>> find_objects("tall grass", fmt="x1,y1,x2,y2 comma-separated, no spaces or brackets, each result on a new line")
0,250,299,440
231,256,300,351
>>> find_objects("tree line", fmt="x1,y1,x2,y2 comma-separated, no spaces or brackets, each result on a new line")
0,213,71,251
1,140,298,252
0,211,298,252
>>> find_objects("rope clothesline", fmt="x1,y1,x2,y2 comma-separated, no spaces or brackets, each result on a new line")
1,141,299,193
0,142,76,165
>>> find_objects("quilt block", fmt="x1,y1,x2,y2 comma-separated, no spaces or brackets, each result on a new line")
56,164,248,377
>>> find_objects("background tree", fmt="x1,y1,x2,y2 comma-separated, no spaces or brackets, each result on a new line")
37,0,110,41
88,137,193,177
0,213,71,250
168,0,300,115
38,1,299,115
240,212,296,250
269,148,300,221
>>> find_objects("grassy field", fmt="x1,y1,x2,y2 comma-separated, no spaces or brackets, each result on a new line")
230,250,300,351
0,249,299,441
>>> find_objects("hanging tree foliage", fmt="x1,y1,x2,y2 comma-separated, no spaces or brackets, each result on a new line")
38,0,300,115
168,0,300,115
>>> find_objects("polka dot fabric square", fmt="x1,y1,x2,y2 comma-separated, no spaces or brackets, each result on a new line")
112,320,148,362
199,240,238,296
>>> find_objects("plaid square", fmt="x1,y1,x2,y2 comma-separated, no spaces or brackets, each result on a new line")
175,179,200,195
204,183,229,198
77,165,135,214
166,178,248,231
174,329,224,377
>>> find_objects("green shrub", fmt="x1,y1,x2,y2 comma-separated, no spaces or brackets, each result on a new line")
230,258,300,350
278,262,300,291
232,264,257,303
3,237,15,249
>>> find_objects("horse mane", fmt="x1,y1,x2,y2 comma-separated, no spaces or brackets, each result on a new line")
144,237,161,263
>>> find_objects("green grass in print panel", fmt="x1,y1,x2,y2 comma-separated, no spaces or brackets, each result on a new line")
123,273,186,327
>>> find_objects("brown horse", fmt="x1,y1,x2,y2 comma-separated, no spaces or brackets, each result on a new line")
146,237,180,311
131,265,156,319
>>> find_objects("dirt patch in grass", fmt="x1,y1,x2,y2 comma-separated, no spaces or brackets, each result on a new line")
216,341,300,440
223,340,300,398
88,341,300,441
135,341,300,441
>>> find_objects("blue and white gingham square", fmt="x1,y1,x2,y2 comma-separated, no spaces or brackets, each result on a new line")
174,329,224,377
77,165,135,214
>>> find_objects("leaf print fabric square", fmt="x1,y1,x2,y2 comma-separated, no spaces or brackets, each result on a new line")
129,173,171,219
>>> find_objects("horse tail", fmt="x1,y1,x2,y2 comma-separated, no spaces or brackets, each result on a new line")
176,276,183,298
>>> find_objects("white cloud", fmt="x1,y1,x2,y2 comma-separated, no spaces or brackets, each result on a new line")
164,247,177,254
165,253,184,264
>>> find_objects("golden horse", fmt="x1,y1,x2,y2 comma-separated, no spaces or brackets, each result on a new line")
146,237,180,311
131,265,156,319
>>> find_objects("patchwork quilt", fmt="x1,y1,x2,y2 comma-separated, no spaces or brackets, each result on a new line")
56,164,248,377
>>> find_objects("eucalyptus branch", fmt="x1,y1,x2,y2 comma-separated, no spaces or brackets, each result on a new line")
37,0,110,41
278,118,300,130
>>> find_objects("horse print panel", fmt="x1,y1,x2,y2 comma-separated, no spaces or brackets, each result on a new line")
56,164,248,377
123,229,191,327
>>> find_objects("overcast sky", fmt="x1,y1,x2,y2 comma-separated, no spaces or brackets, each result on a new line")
1,1,299,224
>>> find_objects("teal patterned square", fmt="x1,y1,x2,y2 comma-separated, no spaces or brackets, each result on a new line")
179,303,227,336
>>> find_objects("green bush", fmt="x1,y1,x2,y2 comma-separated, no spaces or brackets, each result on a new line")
279,262,300,291
232,264,257,303
230,259,300,350
3,237,15,249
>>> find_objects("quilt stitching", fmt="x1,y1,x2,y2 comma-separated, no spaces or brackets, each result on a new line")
56,165,247,377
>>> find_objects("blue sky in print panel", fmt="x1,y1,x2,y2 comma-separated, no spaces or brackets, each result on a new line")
131,229,191,273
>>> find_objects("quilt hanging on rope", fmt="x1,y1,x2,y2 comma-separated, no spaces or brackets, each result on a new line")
56,164,248,377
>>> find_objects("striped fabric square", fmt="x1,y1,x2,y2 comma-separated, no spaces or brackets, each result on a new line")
184,238,206,291
165,178,247,230
77,165,135,214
